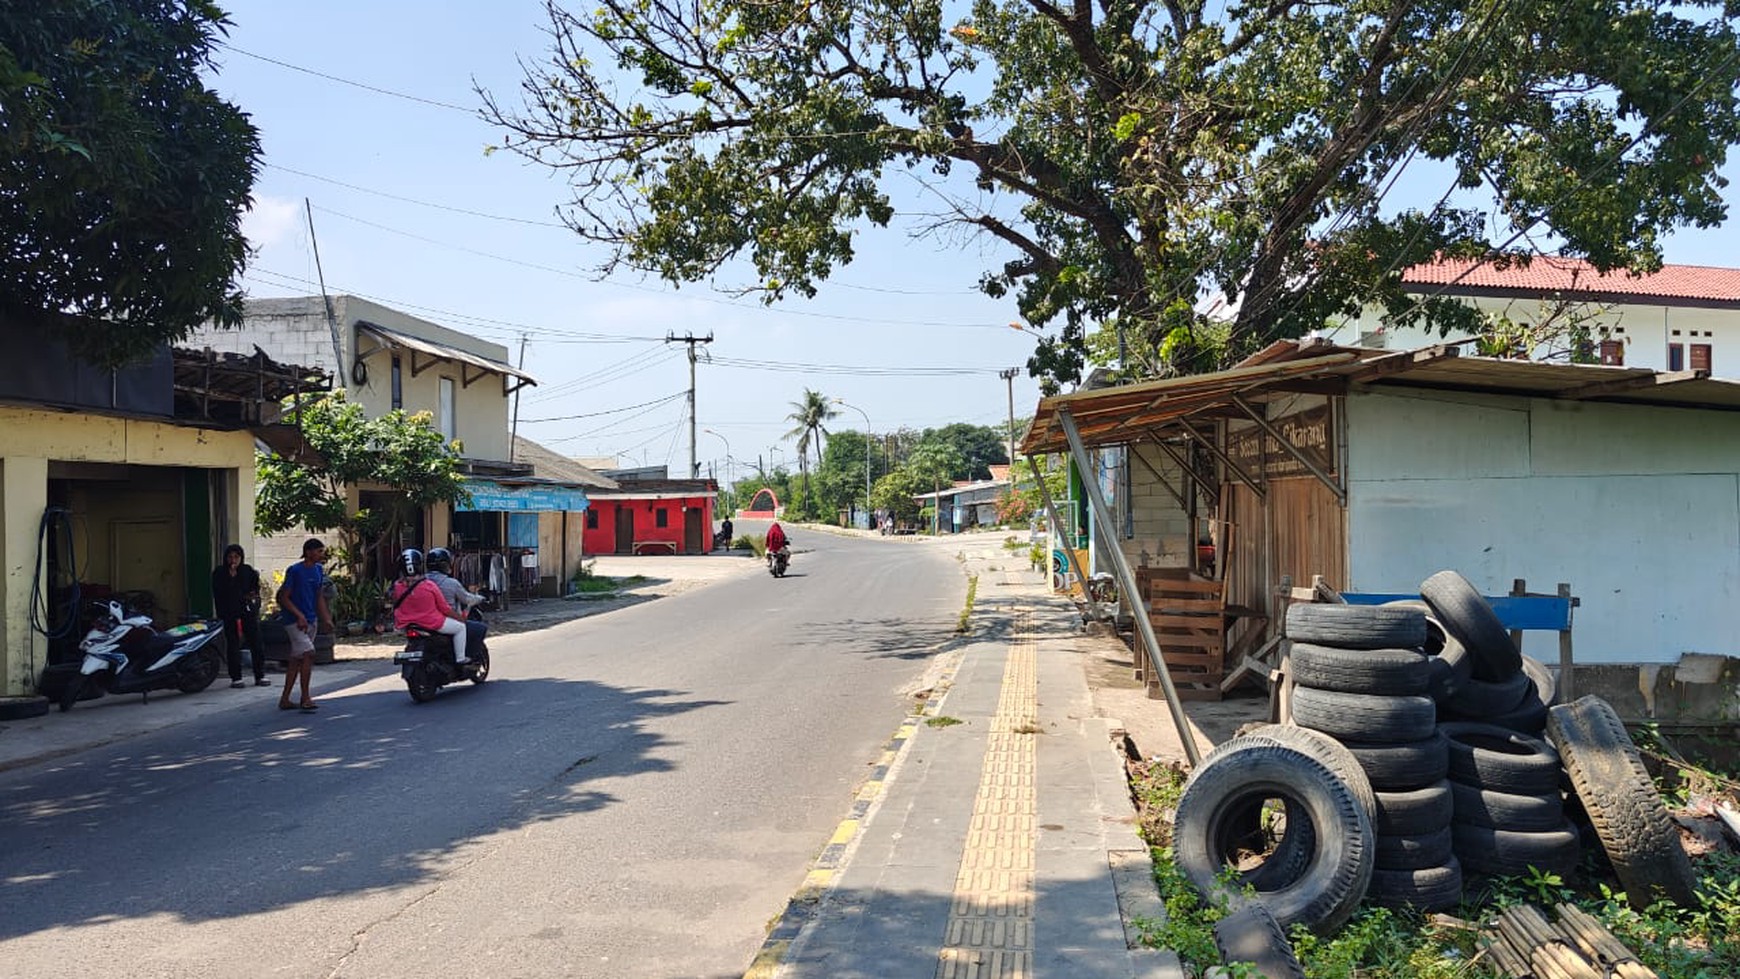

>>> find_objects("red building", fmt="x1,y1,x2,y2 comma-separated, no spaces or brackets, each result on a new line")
580,472,720,555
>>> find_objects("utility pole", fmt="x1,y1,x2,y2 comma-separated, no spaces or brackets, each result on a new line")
304,199,344,374
509,333,529,461
666,333,714,477
999,368,1019,471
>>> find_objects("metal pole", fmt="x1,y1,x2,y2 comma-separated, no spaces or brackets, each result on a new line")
999,368,1018,468
1027,456,1097,620
1058,407,1202,766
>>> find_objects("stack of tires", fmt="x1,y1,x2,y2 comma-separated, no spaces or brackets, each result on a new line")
1439,722,1580,881
1282,603,1462,910
1421,570,1557,735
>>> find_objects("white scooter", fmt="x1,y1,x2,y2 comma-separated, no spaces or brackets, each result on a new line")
58,601,225,711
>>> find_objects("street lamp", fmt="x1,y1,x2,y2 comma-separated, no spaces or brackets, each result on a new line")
702,428,731,486
833,398,873,528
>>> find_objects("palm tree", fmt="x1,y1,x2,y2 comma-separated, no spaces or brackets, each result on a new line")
783,388,838,515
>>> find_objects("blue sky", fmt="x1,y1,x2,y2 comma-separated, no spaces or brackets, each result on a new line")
211,1,1739,480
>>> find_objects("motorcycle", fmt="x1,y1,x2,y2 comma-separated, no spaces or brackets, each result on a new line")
393,607,491,703
712,528,734,549
58,601,225,711
767,546,790,577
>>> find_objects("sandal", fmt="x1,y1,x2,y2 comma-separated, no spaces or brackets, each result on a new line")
299,702,319,711
278,702,299,711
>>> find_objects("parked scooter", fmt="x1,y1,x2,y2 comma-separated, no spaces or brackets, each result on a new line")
767,546,791,577
393,608,490,703
58,601,225,711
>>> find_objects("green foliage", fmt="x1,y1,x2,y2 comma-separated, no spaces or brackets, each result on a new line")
255,391,470,581
329,577,386,626
486,0,1740,390
1135,849,1225,972
783,388,838,513
1288,907,1483,979
0,0,260,367
956,573,978,634
925,715,963,728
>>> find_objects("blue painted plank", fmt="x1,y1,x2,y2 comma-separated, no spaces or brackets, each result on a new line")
1341,592,1573,631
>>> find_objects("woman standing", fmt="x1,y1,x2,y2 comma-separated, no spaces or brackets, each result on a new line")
212,544,267,688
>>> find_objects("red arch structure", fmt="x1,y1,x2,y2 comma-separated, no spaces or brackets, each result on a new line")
741,487,781,519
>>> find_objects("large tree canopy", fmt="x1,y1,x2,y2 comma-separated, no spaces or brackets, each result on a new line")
0,0,259,367
488,0,1740,389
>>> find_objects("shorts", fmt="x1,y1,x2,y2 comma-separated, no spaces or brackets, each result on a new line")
285,624,316,658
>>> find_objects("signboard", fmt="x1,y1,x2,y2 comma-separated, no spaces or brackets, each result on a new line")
457,480,590,513
1225,404,1337,480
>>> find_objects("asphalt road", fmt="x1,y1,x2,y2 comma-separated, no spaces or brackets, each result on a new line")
0,526,968,978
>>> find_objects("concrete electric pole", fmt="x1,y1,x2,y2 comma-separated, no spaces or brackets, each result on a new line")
665,333,714,477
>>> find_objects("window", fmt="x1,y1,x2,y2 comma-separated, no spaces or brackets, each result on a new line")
655,508,669,528
390,356,403,409
1691,343,1712,372
438,377,456,441
1668,344,1685,371
1598,340,1624,366
585,509,598,530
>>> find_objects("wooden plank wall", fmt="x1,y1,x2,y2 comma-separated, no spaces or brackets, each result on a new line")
1220,477,1346,620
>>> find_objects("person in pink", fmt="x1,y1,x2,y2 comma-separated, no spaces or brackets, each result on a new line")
389,549,468,663
765,521,788,554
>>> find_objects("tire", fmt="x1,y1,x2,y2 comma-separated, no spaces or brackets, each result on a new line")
1287,644,1431,697
406,666,439,704
1479,684,1549,735
1342,731,1450,792
1444,670,1531,716
1440,723,1562,796
1522,655,1557,707
57,678,86,713
1451,821,1581,877
1426,632,1473,705
1547,696,1699,909
1284,604,1427,650
0,695,51,720
1368,859,1464,911
469,650,491,684
1174,738,1375,935
1289,686,1437,743
1448,781,1564,832
1375,826,1455,871
177,647,222,694
1420,570,1521,681
1213,902,1306,979
1373,781,1454,836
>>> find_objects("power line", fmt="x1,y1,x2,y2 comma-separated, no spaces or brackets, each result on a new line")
709,355,996,376
265,164,568,227
517,391,687,424
218,44,477,114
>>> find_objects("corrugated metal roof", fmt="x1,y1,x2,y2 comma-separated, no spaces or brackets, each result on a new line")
357,321,537,385
510,436,619,489
1021,342,1740,454
1403,257,1740,305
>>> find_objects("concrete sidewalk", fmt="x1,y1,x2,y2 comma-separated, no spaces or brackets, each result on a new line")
753,541,1183,979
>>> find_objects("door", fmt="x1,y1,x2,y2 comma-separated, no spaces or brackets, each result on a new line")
614,506,634,555
684,507,704,553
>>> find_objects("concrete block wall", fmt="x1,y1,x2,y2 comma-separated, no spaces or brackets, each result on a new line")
1121,443,1194,571
186,298,338,375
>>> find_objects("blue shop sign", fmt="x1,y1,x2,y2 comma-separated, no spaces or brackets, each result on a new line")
457,480,589,512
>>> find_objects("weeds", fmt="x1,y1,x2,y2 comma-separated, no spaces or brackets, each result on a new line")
1289,906,1483,979
956,573,978,634
926,715,963,728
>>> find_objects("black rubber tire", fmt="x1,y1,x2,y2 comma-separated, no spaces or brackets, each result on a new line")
1448,781,1564,831
1440,723,1562,796
1284,604,1427,650
1213,902,1306,979
1373,781,1454,836
1420,570,1521,681
1444,670,1531,716
1427,632,1473,705
1287,643,1431,697
1375,825,1455,871
1342,731,1450,792
1479,683,1549,735
1174,737,1375,935
1547,696,1699,909
1368,858,1464,911
1451,821,1581,877
177,646,222,694
469,649,491,684
1522,655,1557,707
1206,724,1378,817
407,666,439,704
57,677,86,713
0,695,51,720
1289,686,1437,743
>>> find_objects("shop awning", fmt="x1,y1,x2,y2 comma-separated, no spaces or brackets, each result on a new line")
356,321,537,393
457,478,588,512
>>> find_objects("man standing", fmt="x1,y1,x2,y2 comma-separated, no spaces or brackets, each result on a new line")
211,544,266,688
275,538,331,712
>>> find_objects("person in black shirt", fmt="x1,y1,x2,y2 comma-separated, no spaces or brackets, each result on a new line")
212,544,266,687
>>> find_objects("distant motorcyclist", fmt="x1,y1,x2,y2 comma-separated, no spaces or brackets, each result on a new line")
764,521,787,554
389,549,469,663
426,547,487,652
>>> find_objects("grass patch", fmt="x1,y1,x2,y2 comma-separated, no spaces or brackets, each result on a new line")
925,715,963,728
956,573,979,634
1002,535,1026,551
1011,721,1044,735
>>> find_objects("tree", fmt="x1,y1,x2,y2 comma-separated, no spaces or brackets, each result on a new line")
1,1,260,367
782,388,838,515
906,442,964,534
255,392,470,582
918,423,1009,481
487,1,1740,390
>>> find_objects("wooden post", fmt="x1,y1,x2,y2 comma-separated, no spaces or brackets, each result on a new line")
1558,582,1576,701
1509,578,1527,653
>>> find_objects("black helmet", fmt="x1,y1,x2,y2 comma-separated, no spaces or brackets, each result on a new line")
427,547,453,573
400,548,425,577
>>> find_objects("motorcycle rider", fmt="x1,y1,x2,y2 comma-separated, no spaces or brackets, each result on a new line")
765,520,787,555
389,549,469,664
425,547,487,654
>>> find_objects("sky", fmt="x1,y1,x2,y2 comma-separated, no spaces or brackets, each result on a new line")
209,1,1740,484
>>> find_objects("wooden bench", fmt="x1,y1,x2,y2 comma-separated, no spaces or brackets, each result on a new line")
1136,567,1252,702
631,540,678,556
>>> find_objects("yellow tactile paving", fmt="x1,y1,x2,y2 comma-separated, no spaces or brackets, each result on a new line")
935,610,1037,979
